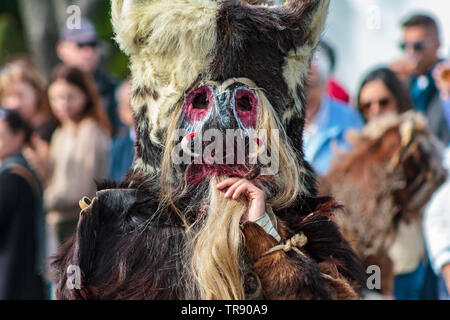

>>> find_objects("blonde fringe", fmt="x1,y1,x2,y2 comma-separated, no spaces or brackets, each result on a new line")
184,178,246,300
255,91,301,209
157,78,303,299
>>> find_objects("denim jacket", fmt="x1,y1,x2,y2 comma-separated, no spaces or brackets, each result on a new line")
304,96,364,175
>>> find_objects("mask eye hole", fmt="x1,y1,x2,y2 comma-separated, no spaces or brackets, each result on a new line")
183,85,213,123
237,95,252,112
234,88,258,128
192,91,209,110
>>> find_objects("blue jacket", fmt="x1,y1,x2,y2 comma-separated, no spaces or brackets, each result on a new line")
109,129,136,181
408,67,450,144
442,99,450,130
304,96,364,175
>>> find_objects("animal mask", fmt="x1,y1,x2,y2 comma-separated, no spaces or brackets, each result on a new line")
112,0,330,177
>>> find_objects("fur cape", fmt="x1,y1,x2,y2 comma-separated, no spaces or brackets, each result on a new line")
52,0,365,300
52,183,364,300
321,112,447,295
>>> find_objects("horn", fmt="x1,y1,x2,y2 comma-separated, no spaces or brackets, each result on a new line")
274,0,331,49
240,0,330,47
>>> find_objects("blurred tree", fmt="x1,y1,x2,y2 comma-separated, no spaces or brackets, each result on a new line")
10,0,128,79
0,1,26,65
18,0,59,78
90,2,129,79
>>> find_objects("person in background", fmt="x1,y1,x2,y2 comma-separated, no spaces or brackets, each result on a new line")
357,67,431,300
44,65,111,244
0,57,58,182
317,41,351,104
56,18,121,136
392,15,450,297
109,79,136,181
0,108,46,300
433,61,450,129
390,14,449,144
357,67,413,122
304,54,364,176
0,56,58,142
423,146,450,300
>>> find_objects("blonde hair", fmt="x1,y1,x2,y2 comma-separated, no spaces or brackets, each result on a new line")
160,78,302,219
184,177,246,300
0,56,48,116
154,78,302,299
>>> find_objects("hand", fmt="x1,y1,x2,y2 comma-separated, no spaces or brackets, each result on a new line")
216,178,266,223
433,61,450,100
390,59,416,82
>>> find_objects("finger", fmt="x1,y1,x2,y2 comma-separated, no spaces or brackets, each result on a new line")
224,180,246,198
234,183,264,201
232,183,251,200
216,178,241,190
224,180,246,199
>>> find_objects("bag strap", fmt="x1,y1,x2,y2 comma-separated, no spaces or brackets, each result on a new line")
4,164,41,199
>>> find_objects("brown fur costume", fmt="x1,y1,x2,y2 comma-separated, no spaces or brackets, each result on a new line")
52,0,365,300
321,112,447,296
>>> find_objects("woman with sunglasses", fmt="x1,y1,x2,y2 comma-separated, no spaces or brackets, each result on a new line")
44,65,111,245
356,67,440,300
357,67,413,122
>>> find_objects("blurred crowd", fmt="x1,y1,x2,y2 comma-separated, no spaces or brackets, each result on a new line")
0,18,133,299
0,13,449,300
305,14,450,301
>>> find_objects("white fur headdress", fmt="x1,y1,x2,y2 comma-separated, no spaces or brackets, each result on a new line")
111,0,330,173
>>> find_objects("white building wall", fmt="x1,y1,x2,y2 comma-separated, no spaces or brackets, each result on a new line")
323,0,450,99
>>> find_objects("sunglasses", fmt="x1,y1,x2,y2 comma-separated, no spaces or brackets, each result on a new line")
76,41,99,49
399,39,435,52
360,97,393,112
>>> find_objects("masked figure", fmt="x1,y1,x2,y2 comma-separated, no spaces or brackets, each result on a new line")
52,0,365,300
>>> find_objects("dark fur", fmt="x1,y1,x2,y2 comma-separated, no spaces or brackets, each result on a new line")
321,118,447,295
51,0,364,300
52,181,364,300
132,103,163,167
212,0,319,175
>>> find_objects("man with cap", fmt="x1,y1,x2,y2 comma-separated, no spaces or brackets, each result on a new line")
57,18,122,136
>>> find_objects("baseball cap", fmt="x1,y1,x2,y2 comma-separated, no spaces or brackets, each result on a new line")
60,18,98,45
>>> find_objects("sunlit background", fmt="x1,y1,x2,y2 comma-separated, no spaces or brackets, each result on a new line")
1,0,450,96
325,0,450,94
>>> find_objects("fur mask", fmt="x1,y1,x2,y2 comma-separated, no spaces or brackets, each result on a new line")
112,0,330,184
